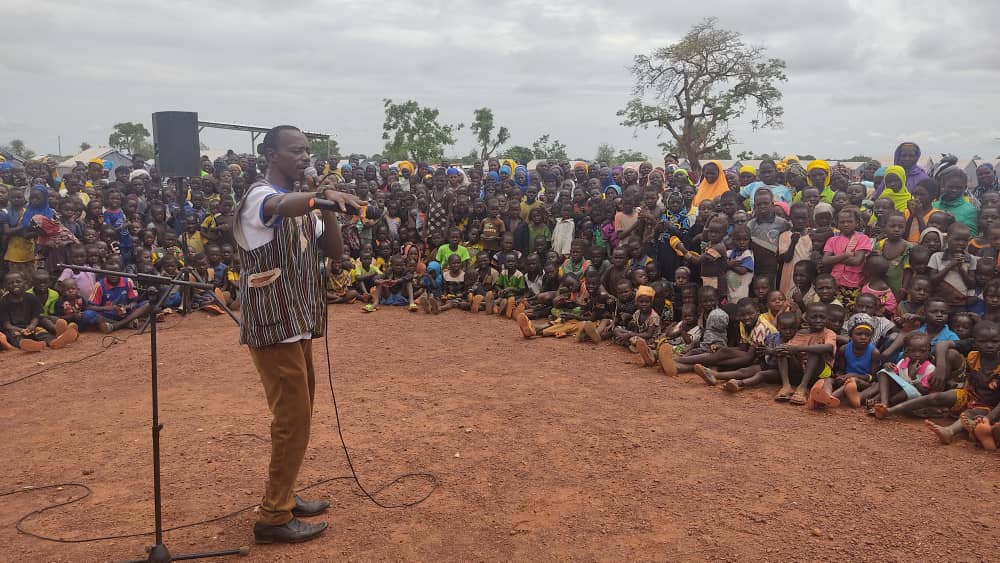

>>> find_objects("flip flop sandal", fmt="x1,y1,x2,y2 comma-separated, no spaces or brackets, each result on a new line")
774,389,793,402
789,391,808,405
723,380,742,393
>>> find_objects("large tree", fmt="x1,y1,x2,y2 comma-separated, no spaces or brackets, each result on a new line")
532,134,568,160
108,122,152,156
309,137,341,160
381,98,462,163
470,107,510,161
595,143,616,164
618,17,787,171
4,139,36,159
503,145,534,164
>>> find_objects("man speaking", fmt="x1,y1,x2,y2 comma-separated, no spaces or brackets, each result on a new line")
233,125,362,544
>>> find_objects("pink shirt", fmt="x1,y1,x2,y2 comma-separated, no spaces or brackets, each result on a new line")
823,232,872,289
861,284,897,315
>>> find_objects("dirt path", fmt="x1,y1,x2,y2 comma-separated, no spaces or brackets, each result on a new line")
1,307,998,561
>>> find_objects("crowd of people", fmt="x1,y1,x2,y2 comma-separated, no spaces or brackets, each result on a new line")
2,140,999,451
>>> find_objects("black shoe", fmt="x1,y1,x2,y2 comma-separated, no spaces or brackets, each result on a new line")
253,517,328,544
292,495,330,517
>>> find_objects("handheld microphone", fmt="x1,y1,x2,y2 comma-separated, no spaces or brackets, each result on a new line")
308,198,383,220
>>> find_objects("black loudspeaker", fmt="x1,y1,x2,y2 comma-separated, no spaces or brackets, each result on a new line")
152,111,201,178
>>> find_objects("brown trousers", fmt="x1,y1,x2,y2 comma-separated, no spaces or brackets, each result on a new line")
248,338,316,526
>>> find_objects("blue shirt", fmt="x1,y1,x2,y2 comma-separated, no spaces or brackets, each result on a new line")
740,182,793,208
916,324,959,347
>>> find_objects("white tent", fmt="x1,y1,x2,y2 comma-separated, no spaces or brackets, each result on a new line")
56,147,131,177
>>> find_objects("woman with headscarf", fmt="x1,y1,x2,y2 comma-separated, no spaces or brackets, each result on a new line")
691,160,729,209
805,160,836,203
973,163,999,203
513,165,531,193
880,142,929,198
880,165,912,211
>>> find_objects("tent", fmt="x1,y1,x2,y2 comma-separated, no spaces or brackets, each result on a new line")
57,147,131,177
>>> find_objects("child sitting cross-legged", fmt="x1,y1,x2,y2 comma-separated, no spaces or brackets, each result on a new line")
773,302,838,406
708,290,789,392
516,274,588,339
874,331,935,409
828,314,882,408
875,321,1000,447
326,255,360,304
660,286,729,377
677,298,762,386
1,272,78,352
721,311,800,393
53,278,87,334
575,266,615,344
368,254,417,312
467,251,500,314
610,285,662,365
83,257,153,333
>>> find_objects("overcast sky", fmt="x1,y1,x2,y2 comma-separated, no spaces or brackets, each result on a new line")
4,0,1000,163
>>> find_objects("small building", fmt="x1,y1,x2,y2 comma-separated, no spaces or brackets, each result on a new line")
56,147,131,177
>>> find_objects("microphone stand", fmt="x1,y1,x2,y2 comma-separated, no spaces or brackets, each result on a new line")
57,264,248,562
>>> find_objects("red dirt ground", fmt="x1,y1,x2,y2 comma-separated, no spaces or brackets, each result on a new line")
1,307,998,562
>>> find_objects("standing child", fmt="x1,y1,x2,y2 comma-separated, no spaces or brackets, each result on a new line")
822,208,872,309
686,216,729,296
494,252,527,318
928,222,977,314
871,212,911,301
479,200,505,252
551,203,576,256
725,226,755,302
860,255,897,316
777,202,813,295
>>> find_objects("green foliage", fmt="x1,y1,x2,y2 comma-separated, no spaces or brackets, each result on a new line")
5,139,36,159
309,138,341,160
615,148,648,164
531,134,568,160
504,145,534,164
618,17,787,170
108,122,151,156
381,99,462,162
79,141,92,152
737,150,782,160
595,143,615,164
470,107,510,160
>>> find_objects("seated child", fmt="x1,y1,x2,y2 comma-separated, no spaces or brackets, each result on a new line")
720,311,800,393
83,257,152,333
53,279,88,332
467,251,500,313
438,254,469,313
366,254,416,312
417,261,444,314
875,331,935,408
661,286,729,377
353,246,383,303
612,285,662,366
516,274,587,339
896,274,930,321
326,255,360,304
575,266,615,344
773,302,837,406
928,222,977,313
26,269,60,335
1,272,77,351
680,297,763,386
875,321,1000,447
830,314,882,408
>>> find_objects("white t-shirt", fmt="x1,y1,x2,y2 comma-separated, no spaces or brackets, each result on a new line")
927,252,977,296
236,184,326,343
237,185,324,251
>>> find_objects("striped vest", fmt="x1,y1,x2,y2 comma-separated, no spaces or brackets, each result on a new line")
234,182,326,348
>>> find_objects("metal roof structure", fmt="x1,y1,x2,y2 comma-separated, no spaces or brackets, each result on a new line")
197,120,331,155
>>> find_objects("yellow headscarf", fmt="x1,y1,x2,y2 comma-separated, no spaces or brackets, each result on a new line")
691,160,729,208
806,159,835,203
882,165,912,212
574,162,588,172
635,285,656,299
739,165,756,176
397,161,415,175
